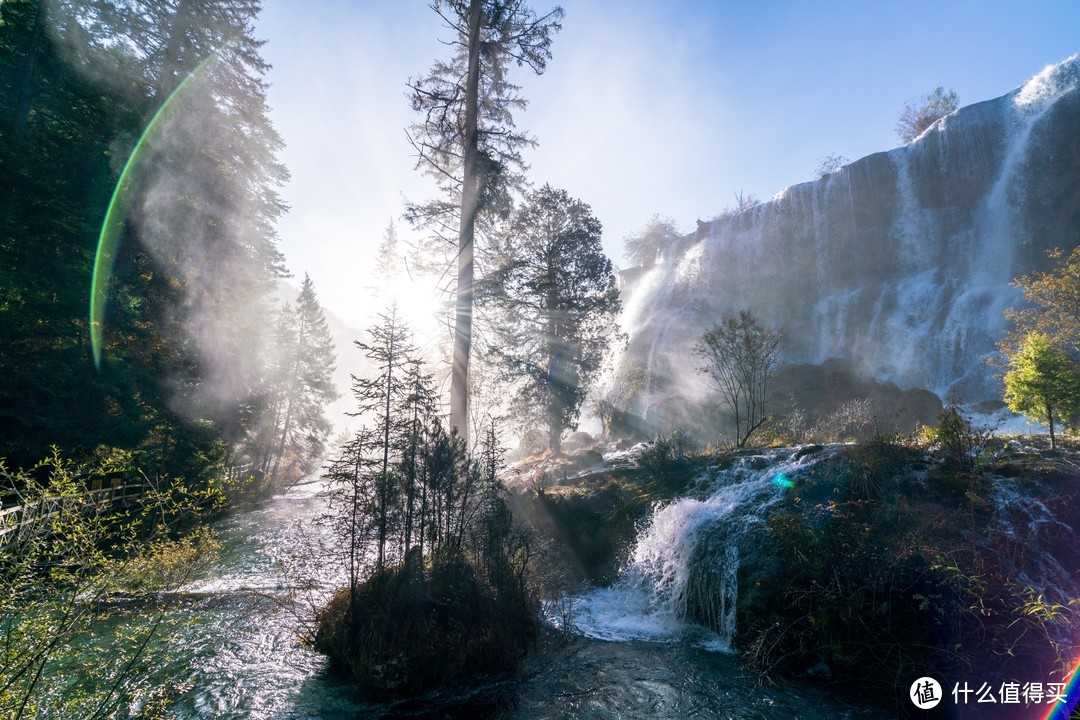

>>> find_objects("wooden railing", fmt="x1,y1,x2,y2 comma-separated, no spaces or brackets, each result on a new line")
0,478,145,543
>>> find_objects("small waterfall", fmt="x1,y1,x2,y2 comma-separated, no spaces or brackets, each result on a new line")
555,448,819,651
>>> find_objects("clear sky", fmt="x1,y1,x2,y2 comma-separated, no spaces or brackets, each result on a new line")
255,0,1080,331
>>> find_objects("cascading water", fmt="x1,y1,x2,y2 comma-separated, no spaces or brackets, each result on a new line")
109,464,882,720
616,54,1080,410
555,447,820,651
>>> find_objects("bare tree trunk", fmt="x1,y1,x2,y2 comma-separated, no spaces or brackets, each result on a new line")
1047,401,1057,450
157,0,192,100
449,0,482,447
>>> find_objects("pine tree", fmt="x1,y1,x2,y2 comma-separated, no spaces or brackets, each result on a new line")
371,220,402,295
350,305,419,570
264,275,339,485
482,184,622,454
406,0,563,444
0,0,290,488
323,427,375,618
398,360,437,557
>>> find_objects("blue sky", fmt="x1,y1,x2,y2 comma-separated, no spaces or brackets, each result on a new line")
255,0,1080,329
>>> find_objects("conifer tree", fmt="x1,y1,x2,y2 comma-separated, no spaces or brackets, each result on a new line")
265,275,339,484
351,305,418,570
372,220,402,294
407,0,563,444
482,184,621,454
0,0,288,483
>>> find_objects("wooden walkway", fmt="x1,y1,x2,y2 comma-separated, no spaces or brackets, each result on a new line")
0,478,145,543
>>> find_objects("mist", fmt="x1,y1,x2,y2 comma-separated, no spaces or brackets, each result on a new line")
609,55,1080,441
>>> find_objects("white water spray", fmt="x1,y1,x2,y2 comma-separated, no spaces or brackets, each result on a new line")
554,448,819,651
613,55,1080,406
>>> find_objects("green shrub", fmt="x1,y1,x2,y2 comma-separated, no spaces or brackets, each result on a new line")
637,430,694,476
315,554,537,699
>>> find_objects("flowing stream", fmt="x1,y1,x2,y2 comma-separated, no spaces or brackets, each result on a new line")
130,465,885,719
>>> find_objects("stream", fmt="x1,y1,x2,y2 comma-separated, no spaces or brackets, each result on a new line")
143,473,886,719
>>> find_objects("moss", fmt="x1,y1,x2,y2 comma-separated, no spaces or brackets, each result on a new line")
740,438,1080,695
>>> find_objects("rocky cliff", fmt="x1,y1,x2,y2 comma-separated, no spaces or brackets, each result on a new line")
620,55,1080,415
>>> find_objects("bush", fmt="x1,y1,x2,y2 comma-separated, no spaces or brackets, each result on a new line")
741,438,1080,696
637,430,694,476
896,86,958,143
0,450,219,718
315,554,537,699
922,403,993,472
809,397,897,443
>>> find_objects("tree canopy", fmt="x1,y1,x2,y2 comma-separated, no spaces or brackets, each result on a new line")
482,184,621,454
0,0,294,494
406,0,563,444
1004,247,1080,360
1003,332,1080,449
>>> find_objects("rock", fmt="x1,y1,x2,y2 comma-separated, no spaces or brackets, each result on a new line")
972,399,1006,415
617,57,1080,414
566,449,604,474
562,431,594,452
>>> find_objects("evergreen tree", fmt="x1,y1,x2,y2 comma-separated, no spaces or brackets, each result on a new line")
371,220,402,295
398,360,438,557
323,427,375,619
263,275,339,485
482,184,621,454
0,0,185,468
350,305,419,570
406,0,563,444
0,0,289,490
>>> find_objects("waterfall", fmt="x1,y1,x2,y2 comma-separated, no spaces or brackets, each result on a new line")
616,54,1080,411
554,448,820,651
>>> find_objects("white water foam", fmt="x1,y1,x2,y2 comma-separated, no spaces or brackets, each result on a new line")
552,449,820,652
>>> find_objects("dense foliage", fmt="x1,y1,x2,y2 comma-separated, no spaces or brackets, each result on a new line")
483,185,622,454
1005,247,1080,359
739,428,1080,705
0,451,221,719
0,0,311,492
1003,332,1080,449
315,316,537,698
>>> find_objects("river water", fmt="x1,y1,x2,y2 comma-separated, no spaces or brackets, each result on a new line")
146,478,885,719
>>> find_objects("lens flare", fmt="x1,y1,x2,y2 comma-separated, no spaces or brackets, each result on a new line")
90,52,218,370
1042,656,1080,720
772,472,794,489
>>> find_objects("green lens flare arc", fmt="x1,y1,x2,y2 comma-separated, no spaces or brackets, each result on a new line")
90,52,218,370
